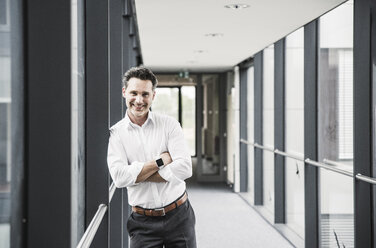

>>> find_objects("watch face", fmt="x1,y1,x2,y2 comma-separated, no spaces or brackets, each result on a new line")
156,158,164,167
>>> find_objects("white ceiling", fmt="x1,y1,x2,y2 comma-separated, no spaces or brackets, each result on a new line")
135,0,346,72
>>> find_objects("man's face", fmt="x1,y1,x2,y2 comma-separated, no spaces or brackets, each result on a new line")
123,77,155,119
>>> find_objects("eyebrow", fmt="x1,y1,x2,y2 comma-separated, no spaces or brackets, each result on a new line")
129,90,150,94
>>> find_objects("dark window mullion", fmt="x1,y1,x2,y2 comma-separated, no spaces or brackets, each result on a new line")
304,20,319,248
354,0,373,247
254,52,263,205
274,38,285,223
178,86,182,125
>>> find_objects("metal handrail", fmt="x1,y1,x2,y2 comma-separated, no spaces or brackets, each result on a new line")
240,139,362,178
323,159,351,168
241,139,305,161
109,182,116,202
255,143,274,153
242,139,274,153
76,204,108,248
356,174,376,185
304,159,353,177
77,183,116,248
240,139,253,145
274,149,304,162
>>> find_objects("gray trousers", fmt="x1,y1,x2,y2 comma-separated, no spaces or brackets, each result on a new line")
127,200,197,248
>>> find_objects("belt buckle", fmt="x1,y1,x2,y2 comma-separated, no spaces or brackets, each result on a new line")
154,208,165,216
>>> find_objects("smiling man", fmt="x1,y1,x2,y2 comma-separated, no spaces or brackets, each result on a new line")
107,66,197,248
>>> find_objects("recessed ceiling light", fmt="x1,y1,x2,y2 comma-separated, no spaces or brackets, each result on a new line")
194,50,206,53
224,4,249,9
204,33,223,37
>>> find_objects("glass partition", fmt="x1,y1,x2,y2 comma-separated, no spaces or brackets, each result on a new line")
201,75,220,175
181,86,196,156
153,87,179,121
285,27,305,240
318,1,354,247
227,71,237,184
0,0,11,246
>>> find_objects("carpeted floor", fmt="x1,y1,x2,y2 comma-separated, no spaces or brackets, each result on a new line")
186,182,294,248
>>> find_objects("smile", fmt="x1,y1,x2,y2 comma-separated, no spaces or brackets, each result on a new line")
131,104,146,111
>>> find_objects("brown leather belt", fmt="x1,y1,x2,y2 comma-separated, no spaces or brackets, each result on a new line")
132,192,188,217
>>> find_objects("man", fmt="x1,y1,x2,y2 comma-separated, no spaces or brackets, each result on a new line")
107,66,196,248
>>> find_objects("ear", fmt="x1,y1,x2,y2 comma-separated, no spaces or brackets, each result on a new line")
152,90,156,100
122,87,126,98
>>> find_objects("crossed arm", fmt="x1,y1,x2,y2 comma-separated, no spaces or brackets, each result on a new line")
108,119,192,188
135,152,172,183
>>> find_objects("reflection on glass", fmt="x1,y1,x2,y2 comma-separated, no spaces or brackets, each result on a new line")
226,72,237,184
0,0,11,246
202,75,220,175
246,66,254,204
263,44,274,218
285,27,305,240
319,1,354,247
181,86,196,156
71,0,85,246
152,87,179,121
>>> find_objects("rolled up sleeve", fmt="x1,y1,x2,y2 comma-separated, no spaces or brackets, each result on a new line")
107,131,144,188
158,165,174,182
162,119,192,182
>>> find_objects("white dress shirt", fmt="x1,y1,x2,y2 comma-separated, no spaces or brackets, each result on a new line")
107,111,192,208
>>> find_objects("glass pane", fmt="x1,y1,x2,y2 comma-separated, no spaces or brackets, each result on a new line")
152,87,179,121
181,86,196,156
226,72,237,183
0,0,11,246
71,0,85,245
319,1,354,247
247,66,254,204
285,27,305,240
320,170,354,247
202,75,220,175
263,44,274,218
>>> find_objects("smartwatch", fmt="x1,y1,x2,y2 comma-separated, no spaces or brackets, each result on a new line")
156,158,164,168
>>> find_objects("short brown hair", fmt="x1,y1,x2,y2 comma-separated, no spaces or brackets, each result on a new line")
122,66,158,90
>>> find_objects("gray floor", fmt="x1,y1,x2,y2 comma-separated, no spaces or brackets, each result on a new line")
186,182,294,248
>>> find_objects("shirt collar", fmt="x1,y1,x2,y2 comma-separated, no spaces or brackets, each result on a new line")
124,110,154,129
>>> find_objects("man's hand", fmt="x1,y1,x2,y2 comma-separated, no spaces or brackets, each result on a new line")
160,152,172,165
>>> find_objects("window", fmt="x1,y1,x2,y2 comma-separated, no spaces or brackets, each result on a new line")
0,0,11,246
318,1,354,247
181,86,196,156
285,27,305,239
152,87,179,121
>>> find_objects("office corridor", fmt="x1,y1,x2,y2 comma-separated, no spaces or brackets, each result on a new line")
4,0,376,247
187,182,293,248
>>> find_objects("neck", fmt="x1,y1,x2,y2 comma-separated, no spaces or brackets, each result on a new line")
128,111,148,126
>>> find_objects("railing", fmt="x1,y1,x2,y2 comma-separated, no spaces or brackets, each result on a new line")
355,174,376,185
76,204,108,248
76,182,116,248
109,181,116,202
240,139,376,185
